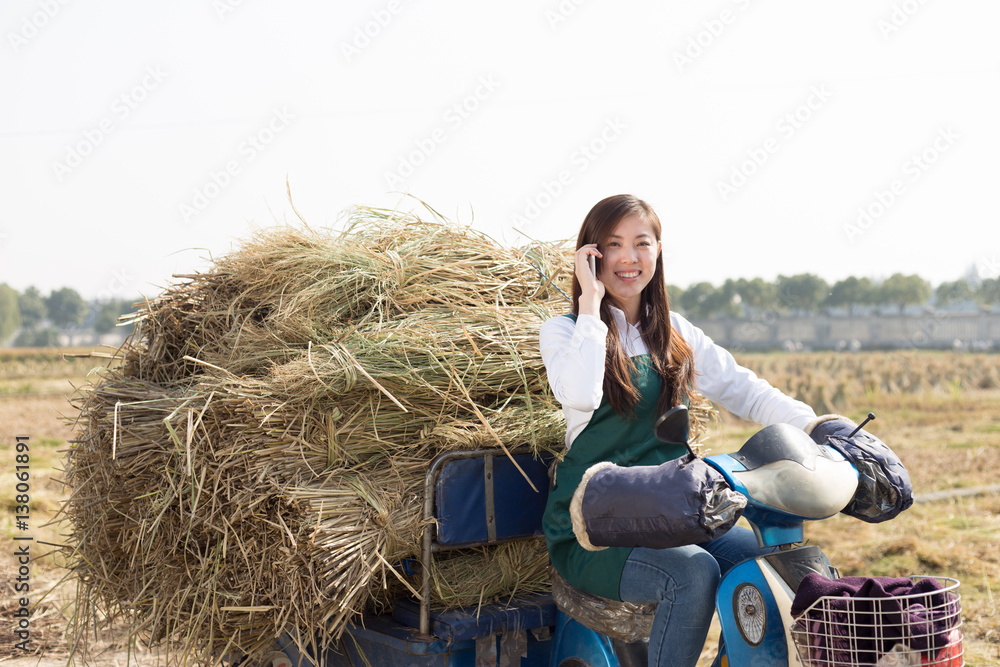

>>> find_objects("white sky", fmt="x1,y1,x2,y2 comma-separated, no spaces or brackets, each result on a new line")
2,0,998,301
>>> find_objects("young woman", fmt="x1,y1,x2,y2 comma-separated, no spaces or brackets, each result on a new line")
539,194,818,667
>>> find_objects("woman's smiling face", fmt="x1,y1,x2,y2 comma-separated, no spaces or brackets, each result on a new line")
597,213,662,319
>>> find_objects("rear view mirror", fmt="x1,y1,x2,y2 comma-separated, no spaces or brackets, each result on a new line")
654,405,690,445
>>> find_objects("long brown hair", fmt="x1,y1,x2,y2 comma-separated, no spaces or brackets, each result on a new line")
571,194,696,418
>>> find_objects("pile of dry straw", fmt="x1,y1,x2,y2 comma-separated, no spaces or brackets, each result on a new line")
65,204,714,663
64,206,572,662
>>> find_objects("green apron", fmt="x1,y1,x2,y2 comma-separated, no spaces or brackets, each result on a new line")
542,340,687,600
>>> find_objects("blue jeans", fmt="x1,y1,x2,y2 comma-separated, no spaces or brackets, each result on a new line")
618,526,771,667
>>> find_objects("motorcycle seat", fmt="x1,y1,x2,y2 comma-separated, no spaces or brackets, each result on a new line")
728,424,858,519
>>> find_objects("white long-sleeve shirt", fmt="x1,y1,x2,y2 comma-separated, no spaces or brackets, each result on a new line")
539,307,817,447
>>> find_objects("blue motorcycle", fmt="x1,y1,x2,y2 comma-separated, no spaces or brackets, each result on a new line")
271,407,962,667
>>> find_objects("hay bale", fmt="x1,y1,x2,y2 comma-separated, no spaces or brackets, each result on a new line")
66,207,576,663
65,205,715,664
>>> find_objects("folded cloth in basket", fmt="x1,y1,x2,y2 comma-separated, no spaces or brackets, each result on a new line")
791,574,959,665
872,630,965,667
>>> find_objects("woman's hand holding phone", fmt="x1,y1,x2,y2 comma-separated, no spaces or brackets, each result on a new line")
576,244,605,317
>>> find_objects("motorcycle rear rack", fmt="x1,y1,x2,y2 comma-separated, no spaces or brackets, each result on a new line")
418,446,554,636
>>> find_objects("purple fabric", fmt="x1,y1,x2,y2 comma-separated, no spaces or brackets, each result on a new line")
791,574,959,664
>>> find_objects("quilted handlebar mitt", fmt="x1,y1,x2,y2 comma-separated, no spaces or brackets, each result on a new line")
807,414,913,523
569,455,747,551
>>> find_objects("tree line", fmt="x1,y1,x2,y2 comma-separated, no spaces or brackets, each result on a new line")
0,284,139,347
668,273,1000,319
2,274,999,347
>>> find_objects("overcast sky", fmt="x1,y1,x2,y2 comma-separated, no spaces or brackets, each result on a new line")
2,0,998,301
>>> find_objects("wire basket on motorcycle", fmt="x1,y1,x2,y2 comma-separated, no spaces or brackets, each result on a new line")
789,575,964,667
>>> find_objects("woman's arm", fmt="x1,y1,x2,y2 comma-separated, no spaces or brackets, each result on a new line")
539,314,607,412
670,312,816,429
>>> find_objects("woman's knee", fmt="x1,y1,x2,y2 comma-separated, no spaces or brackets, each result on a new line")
683,549,722,594
622,547,721,603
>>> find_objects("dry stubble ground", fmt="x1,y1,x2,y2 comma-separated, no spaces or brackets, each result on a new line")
1,350,998,666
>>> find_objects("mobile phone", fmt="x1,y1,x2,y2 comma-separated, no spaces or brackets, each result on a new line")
588,254,596,278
